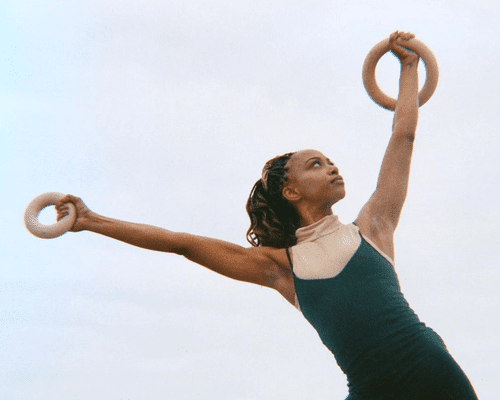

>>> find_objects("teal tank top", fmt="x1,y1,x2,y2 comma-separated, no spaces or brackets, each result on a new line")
287,215,447,393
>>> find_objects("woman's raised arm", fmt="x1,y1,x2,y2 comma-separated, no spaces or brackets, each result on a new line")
55,195,293,297
355,31,420,258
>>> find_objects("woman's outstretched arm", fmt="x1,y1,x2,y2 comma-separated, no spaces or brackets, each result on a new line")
356,31,419,257
55,195,290,292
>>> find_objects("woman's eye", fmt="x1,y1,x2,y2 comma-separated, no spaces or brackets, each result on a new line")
312,161,321,167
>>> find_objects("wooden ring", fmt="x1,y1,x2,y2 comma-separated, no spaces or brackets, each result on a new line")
362,37,439,111
24,192,77,239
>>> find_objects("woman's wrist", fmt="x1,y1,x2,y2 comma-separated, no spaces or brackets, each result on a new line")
401,60,418,71
82,211,105,232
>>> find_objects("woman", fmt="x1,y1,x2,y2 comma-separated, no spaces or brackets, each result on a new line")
56,31,478,399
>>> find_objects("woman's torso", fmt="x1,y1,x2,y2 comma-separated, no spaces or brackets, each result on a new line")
275,214,448,394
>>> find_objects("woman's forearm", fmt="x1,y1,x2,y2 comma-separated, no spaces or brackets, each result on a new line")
84,213,183,254
393,62,419,137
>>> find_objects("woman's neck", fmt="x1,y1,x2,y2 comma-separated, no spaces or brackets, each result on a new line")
298,206,334,228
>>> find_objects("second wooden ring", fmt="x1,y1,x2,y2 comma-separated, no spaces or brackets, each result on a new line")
362,37,439,111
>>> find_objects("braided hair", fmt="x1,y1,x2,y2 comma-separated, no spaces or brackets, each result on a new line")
246,152,301,248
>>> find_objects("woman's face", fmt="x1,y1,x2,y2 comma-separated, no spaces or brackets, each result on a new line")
283,149,345,208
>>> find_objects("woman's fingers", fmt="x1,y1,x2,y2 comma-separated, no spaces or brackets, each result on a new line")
55,202,69,216
391,30,414,41
56,206,68,214
56,204,70,221
389,31,419,65
55,195,79,223
395,42,413,57
54,194,92,232
397,31,414,41
55,195,85,214
56,194,79,208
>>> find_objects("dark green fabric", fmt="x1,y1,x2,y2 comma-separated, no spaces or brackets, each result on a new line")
293,236,449,394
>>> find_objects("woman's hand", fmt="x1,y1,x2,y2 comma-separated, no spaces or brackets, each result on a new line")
390,30,419,67
55,194,95,232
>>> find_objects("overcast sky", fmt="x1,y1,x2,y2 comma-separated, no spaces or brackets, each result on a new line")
2,0,499,399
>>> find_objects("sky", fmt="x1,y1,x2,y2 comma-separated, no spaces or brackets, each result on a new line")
1,0,499,399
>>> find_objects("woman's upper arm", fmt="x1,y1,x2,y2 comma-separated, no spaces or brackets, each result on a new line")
175,233,284,289
371,133,415,230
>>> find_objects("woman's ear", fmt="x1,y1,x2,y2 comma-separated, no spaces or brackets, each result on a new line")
283,185,301,203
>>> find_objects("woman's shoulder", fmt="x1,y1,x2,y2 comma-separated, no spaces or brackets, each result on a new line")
354,213,395,261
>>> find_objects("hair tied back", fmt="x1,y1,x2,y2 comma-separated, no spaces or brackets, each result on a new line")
246,152,300,248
